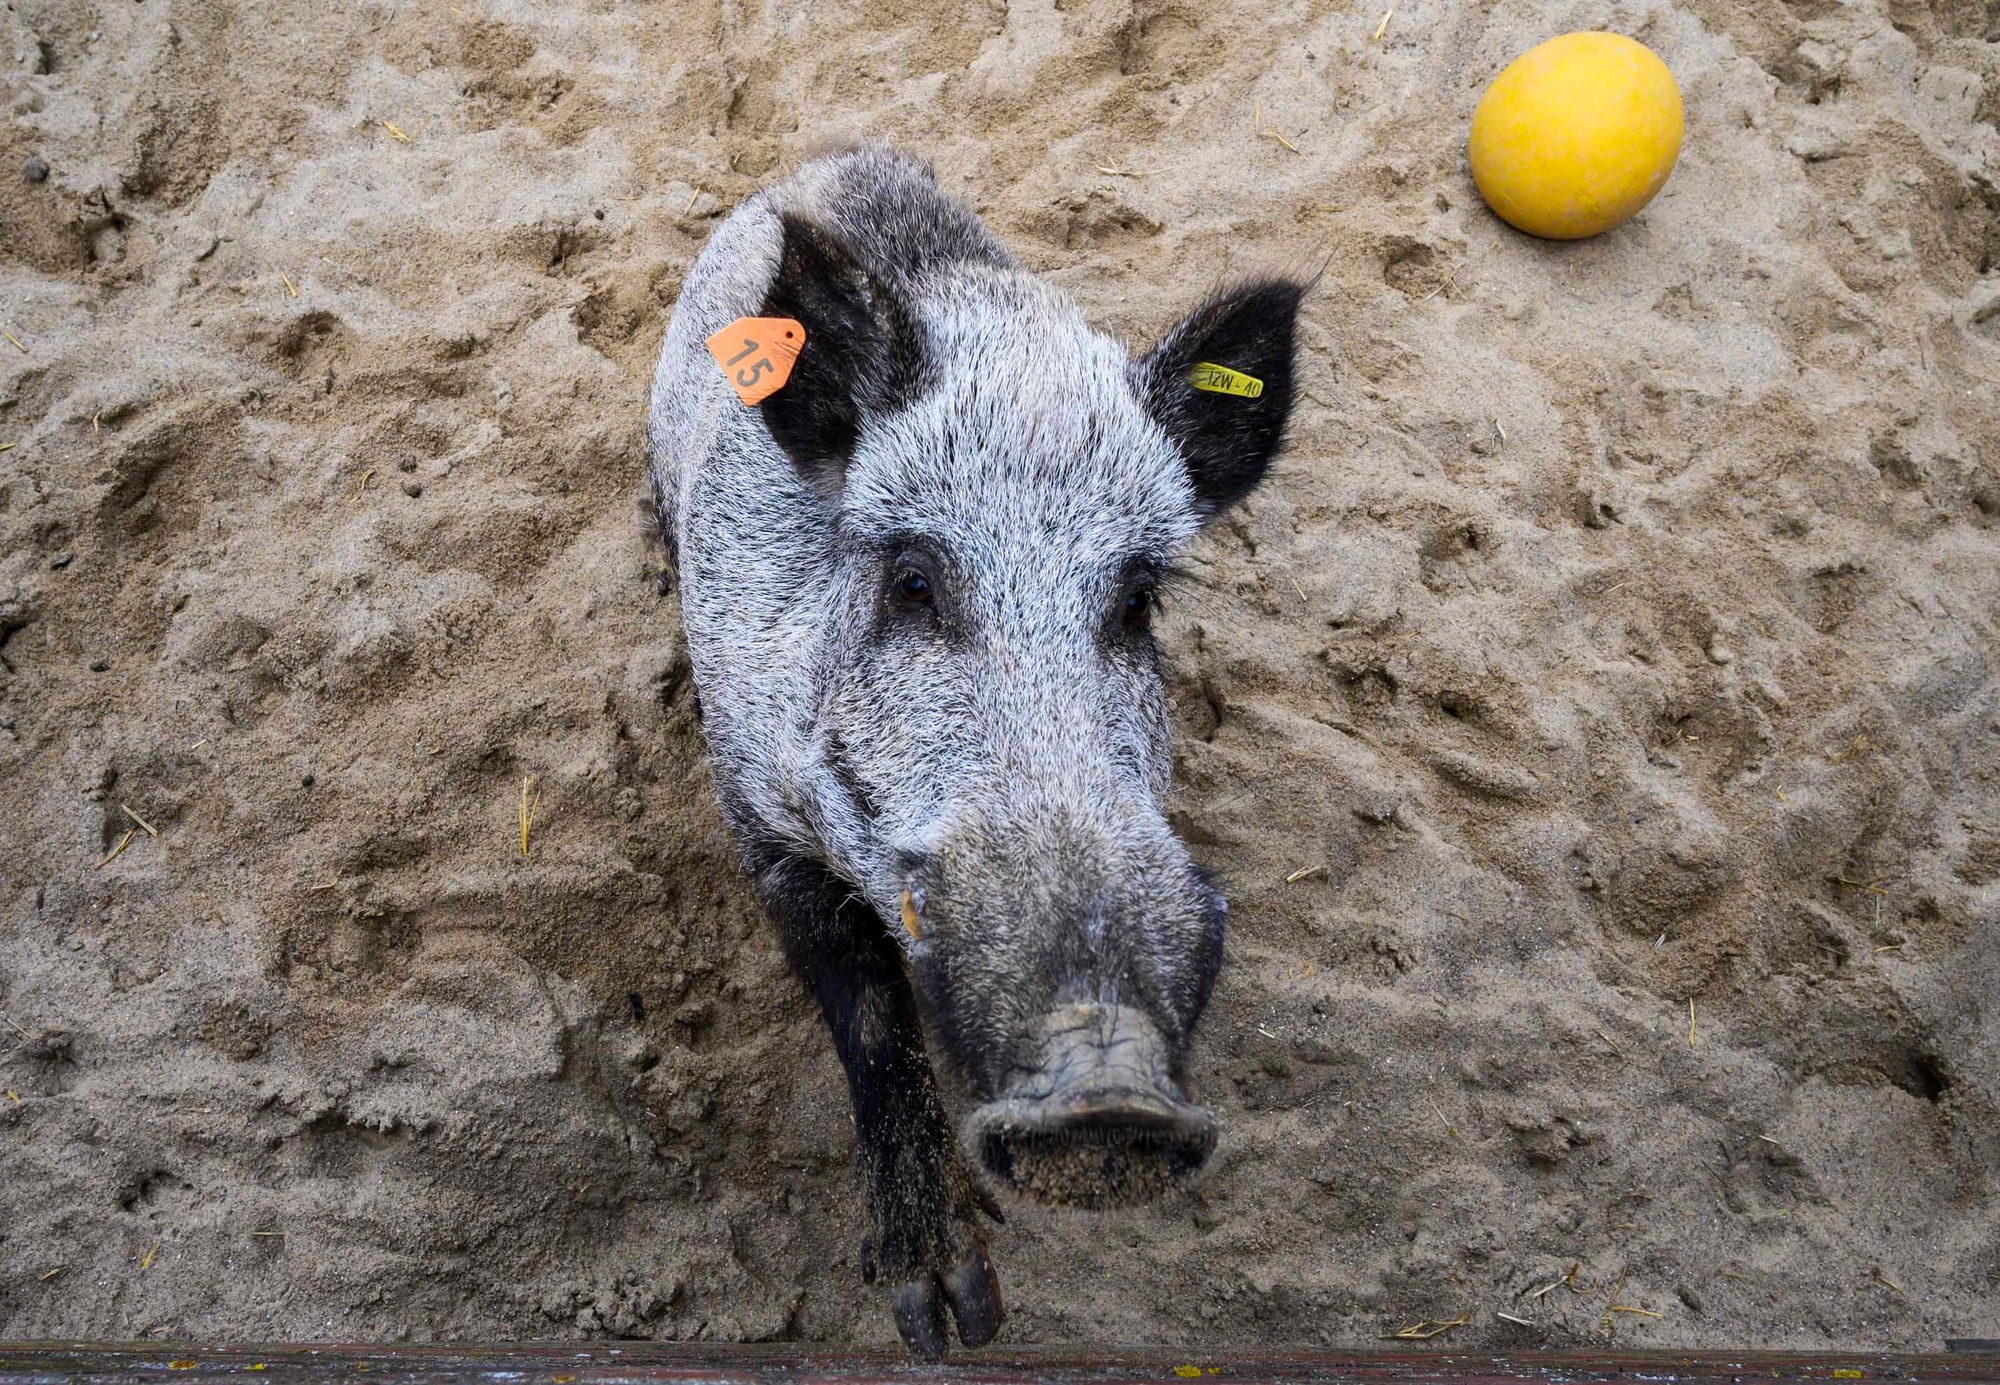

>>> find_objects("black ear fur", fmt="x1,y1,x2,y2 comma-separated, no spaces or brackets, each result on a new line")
1133,277,1310,518
755,213,922,494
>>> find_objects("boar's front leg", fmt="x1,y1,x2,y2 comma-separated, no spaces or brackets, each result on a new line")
756,853,1005,1355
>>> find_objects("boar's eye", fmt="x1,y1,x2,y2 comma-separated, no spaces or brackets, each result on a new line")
890,560,936,613
884,547,945,622
1123,584,1156,632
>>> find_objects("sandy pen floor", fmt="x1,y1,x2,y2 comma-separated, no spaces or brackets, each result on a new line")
2,0,1997,1352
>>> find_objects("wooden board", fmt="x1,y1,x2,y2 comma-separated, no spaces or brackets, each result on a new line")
2,1343,1997,1385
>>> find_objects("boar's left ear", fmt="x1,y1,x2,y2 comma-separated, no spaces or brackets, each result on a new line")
756,212,922,498
1132,277,1310,519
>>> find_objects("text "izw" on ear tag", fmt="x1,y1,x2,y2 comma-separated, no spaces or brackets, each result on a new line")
706,317,806,407
1188,362,1264,399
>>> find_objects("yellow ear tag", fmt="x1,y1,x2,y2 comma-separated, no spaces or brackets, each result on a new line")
1188,362,1265,399
706,317,806,406
899,889,923,943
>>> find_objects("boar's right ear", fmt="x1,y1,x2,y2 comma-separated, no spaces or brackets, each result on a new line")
1132,276,1310,520
755,212,921,497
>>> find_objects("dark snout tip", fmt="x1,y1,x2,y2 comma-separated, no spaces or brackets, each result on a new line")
967,1086,1217,1210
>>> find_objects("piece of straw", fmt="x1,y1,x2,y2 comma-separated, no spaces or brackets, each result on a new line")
1868,1267,1906,1297
519,776,541,856
1418,268,1458,302
97,829,135,869
1383,1311,1466,1340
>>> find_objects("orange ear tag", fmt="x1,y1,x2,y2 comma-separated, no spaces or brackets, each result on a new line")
705,317,806,407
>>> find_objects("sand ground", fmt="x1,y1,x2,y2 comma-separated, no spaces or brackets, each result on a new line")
3,0,1998,1353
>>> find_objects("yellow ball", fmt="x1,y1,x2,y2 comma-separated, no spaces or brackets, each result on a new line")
1469,32,1684,241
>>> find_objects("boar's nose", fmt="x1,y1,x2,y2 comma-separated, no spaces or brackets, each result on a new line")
964,1003,1216,1209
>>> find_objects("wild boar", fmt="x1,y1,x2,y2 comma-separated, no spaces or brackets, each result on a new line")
647,145,1306,1355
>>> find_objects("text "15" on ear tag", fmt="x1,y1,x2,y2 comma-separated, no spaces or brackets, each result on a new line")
706,317,806,407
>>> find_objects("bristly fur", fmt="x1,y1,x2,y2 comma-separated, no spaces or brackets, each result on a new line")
647,143,1308,1353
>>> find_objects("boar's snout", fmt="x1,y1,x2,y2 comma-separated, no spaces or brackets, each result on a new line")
965,1003,1215,1208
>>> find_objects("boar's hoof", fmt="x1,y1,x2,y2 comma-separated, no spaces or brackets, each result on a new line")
892,1279,947,1359
892,1241,1004,1357
944,1245,1005,1346
968,1004,1218,1208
